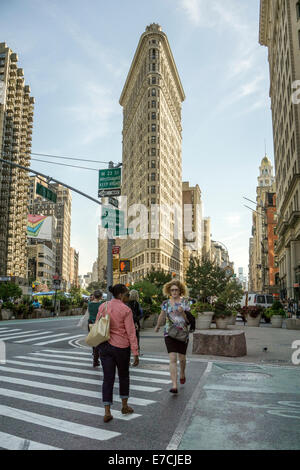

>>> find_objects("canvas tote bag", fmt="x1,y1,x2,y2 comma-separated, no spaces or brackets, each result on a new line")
85,302,110,347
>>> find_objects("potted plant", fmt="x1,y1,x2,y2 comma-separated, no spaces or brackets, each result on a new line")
213,302,232,329
242,306,263,327
265,301,286,328
190,302,214,329
227,309,238,325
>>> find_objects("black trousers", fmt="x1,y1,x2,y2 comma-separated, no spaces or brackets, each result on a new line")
88,320,100,362
98,342,131,405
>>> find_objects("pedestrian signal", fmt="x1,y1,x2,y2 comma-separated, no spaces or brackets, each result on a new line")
119,259,132,273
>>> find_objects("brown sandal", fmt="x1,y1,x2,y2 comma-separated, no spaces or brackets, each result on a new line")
103,414,113,423
121,406,134,414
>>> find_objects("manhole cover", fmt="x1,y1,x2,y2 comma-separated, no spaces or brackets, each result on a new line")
222,372,272,381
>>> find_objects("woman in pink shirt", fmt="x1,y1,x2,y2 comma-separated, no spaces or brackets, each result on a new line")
96,284,139,423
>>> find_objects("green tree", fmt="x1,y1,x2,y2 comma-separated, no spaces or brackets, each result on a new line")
86,281,106,293
144,268,172,291
186,256,228,302
0,282,22,302
217,280,243,309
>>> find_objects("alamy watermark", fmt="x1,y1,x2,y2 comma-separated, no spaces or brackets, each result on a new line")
292,81,300,105
98,200,203,248
291,340,300,365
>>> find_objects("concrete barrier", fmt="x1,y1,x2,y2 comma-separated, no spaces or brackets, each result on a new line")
193,330,247,357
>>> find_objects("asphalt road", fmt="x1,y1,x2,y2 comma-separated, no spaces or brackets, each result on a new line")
0,317,207,450
1,317,299,451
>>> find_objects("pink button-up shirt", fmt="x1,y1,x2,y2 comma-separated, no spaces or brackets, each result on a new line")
97,299,139,356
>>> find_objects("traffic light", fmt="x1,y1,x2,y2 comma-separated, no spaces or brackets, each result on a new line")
119,259,132,273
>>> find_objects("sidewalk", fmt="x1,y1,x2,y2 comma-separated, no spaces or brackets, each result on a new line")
140,322,300,366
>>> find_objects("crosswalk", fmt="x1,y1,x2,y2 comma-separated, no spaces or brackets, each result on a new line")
0,348,172,450
0,326,84,346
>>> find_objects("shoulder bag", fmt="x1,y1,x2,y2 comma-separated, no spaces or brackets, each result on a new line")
85,302,110,347
167,311,189,343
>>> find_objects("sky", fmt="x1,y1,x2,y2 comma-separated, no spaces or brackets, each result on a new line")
1,0,274,277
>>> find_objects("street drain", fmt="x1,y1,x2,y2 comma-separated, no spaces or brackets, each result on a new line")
222,371,272,381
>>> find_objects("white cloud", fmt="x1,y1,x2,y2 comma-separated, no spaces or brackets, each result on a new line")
63,80,120,144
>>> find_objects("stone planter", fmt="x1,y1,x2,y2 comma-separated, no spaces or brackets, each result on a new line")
215,317,228,329
143,314,158,328
246,314,261,327
195,312,214,330
0,309,13,320
271,315,284,328
227,315,237,325
286,318,300,330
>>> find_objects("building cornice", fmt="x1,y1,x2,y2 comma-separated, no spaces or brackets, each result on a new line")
259,0,270,46
120,27,185,107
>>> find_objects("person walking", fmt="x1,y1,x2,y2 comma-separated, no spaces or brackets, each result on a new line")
88,290,104,368
155,280,193,394
96,284,139,423
123,289,142,352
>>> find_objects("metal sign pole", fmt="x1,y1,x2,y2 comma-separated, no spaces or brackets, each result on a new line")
107,162,115,300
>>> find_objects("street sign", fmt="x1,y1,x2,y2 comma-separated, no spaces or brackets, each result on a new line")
119,259,132,273
98,168,121,190
109,197,119,208
36,182,57,203
112,245,120,254
98,188,121,198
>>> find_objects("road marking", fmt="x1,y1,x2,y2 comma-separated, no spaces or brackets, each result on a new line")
15,356,171,384
0,375,156,406
139,357,170,364
34,334,84,345
0,431,61,450
0,405,120,441
15,333,67,343
42,349,91,355
2,363,162,392
0,387,141,420
0,331,53,341
167,361,213,450
0,329,34,337
0,328,21,332
29,353,171,376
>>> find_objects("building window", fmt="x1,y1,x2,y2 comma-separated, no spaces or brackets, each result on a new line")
151,198,156,204
151,124,156,132
152,77,156,84
152,100,156,108
151,253,156,263
151,112,156,120
151,173,156,181
152,88,156,96
297,2,300,20
299,29,300,48
151,160,156,168
152,63,156,71
151,186,156,194
151,148,156,156
151,136,156,144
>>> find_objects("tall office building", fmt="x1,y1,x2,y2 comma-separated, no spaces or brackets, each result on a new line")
249,156,277,293
119,23,185,282
0,42,34,280
259,1,300,299
182,182,203,279
28,177,72,290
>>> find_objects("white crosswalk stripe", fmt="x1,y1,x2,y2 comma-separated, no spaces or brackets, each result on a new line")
0,350,171,449
0,327,84,346
0,431,61,450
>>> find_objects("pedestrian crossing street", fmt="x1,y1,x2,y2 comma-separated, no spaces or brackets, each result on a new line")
0,348,172,450
0,326,84,346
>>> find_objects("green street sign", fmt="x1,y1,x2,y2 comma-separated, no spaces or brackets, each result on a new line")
36,182,57,203
98,168,121,190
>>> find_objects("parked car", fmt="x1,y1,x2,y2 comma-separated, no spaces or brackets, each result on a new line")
240,292,274,309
